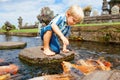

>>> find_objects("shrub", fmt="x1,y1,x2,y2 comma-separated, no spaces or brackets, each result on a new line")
1,21,16,31
83,5,92,12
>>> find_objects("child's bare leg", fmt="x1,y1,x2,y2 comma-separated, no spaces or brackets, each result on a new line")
43,31,55,55
63,44,69,53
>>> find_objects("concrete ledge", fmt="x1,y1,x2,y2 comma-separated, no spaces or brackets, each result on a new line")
3,32,37,37
0,42,27,50
19,46,75,64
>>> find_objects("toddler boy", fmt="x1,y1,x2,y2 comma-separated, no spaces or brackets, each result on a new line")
40,5,84,56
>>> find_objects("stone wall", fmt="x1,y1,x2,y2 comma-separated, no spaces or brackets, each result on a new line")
84,14,120,23
70,25,120,44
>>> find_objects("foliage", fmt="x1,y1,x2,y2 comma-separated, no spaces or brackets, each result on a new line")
37,7,54,26
1,21,16,31
83,5,92,12
0,29,6,32
103,33,111,42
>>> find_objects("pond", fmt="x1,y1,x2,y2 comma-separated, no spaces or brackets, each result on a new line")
0,35,120,80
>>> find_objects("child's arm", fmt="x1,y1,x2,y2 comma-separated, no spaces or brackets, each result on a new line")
51,23,69,45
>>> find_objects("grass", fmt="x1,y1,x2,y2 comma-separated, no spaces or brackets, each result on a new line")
10,28,38,33
0,28,38,33
75,22,120,27
0,29,6,32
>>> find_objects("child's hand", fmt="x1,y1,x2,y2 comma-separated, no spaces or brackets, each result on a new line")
60,36,69,45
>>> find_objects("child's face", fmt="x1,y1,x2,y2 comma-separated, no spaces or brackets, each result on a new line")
67,15,80,26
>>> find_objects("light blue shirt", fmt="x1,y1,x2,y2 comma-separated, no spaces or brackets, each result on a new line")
49,14,71,37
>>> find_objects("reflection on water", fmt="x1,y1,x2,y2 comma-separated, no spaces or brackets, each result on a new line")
0,35,42,48
70,41,120,54
0,35,120,79
70,41,120,70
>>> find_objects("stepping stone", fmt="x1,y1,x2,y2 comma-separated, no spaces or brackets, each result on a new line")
19,46,75,64
0,42,26,50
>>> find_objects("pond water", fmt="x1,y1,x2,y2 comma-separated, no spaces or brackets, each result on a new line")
0,35,120,80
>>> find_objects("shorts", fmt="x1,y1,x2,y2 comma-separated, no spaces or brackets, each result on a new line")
40,25,60,54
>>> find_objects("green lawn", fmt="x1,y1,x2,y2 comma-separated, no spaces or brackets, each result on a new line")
10,28,38,33
75,22,120,27
0,28,38,33
0,29,6,32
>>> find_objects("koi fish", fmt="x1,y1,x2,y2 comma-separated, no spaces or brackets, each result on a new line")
0,64,18,76
0,59,4,63
62,59,111,75
77,59,111,70
0,74,11,80
29,59,112,80
62,61,96,75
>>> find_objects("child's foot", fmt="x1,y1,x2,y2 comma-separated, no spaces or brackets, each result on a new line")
63,49,69,53
43,49,55,56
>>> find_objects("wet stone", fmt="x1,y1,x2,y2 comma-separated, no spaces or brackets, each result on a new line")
19,46,75,64
0,42,27,50
29,70,120,80
81,70,114,80
109,70,120,80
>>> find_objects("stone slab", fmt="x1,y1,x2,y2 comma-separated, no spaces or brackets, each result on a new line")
81,70,114,80
29,70,120,80
19,46,75,64
109,70,120,80
0,42,26,50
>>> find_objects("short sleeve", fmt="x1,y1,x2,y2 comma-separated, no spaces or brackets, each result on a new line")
49,14,63,26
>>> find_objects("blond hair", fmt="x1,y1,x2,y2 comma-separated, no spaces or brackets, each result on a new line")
67,5,84,22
